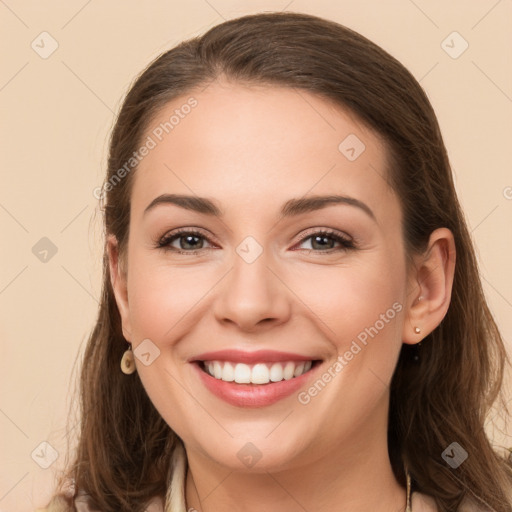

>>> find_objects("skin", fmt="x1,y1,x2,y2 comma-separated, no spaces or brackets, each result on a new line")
108,78,456,511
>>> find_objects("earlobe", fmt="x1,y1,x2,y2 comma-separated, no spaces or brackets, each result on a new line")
402,228,456,345
106,234,132,341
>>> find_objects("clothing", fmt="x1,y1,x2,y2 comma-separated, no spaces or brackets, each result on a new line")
36,490,491,511
412,491,493,512
411,491,439,511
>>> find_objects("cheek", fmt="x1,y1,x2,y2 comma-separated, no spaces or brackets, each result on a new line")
287,253,405,344
125,251,220,343
127,272,172,340
293,256,406,408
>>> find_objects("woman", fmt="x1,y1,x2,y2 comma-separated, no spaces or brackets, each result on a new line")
39,11,512,512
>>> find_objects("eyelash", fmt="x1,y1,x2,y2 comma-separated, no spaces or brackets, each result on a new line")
155,228,357,255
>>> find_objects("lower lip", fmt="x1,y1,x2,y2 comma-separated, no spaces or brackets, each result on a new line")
192,362,320,408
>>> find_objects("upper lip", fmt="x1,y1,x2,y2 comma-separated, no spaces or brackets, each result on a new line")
189,349,319,364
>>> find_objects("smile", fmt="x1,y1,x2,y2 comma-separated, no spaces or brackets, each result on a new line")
189,349,323,407
201,360,313,384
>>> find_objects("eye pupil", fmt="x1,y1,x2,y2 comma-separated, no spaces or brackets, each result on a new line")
312,235,335,250
181,235,202,250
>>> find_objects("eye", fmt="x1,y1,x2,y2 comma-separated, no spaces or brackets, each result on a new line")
156,229,215,254
294,229,356,253
155,228,356,255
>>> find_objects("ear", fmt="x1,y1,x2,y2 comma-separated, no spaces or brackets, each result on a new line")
402,227,456,345
107,234,133,341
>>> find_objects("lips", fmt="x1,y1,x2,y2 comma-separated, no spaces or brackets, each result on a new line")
189,349,317,364
189,349,322,407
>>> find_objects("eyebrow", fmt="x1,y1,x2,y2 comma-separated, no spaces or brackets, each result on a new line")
143,193,376,222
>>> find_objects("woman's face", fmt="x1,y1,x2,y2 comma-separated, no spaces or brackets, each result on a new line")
111,80,416,472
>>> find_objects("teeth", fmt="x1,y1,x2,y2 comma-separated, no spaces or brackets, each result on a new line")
251,363,270,384
234,363,251,383
213,361,223,379
283,362,295,380
203,360,314,384
293,362,305,377
270,362,284,382
221,362,235,382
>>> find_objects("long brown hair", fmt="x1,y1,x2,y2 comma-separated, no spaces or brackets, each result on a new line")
43,11,512,512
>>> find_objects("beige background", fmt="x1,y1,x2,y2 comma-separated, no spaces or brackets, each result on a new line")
1,1,511,510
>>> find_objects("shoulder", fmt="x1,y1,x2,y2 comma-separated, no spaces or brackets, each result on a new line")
35,494,165,511
412,491,438,511
412,491,495,512
458,496,495,512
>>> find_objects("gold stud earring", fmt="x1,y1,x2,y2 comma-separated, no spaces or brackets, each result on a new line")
414,327,421,334
121,344,136,374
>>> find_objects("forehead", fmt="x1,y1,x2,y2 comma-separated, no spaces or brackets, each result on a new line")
131,80,397,223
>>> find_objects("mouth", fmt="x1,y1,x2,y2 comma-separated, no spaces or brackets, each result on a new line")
198,359,320,384
189,350,323,408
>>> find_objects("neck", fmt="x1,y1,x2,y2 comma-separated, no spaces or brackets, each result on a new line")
183,410,406,511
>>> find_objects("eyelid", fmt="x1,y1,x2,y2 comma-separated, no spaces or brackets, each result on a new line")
158,227,213,243
294,227,353,245
156,227,218,252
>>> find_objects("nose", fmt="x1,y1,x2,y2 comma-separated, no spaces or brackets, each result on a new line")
212,248,292,333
